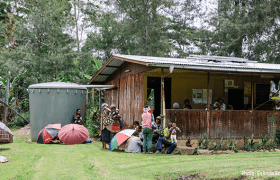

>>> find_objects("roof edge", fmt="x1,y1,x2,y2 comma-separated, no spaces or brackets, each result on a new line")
90,55,148,84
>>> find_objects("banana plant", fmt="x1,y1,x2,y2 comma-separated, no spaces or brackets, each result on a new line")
0,68,28,106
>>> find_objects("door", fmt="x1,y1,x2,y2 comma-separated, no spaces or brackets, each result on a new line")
147,77,171,118
228,89,244,110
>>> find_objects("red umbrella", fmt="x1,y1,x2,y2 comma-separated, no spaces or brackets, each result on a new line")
58,124,88,145
37,124,61,144
46,124,61,129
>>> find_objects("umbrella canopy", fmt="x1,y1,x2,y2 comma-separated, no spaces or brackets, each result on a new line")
37,124,61,144
109,129,135,151
58,124,88,145
0,122,13,144
46,124,61,129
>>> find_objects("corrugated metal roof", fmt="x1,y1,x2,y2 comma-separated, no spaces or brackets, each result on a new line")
90,54,280,83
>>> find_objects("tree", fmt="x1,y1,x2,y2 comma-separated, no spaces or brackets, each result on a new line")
207,0,280,62
114,0,173,56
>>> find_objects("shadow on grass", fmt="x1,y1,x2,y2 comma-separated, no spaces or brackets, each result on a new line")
0,148,11,151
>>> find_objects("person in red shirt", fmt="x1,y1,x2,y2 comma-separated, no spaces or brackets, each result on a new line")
142,105,153,154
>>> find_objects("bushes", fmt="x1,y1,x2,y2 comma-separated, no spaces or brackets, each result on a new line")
197,133,212,149
86,107,100,138
6,112,29,128
276,126,280,145
198,133,277,152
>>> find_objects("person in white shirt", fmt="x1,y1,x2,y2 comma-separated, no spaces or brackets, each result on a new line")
219,97,227,110
125,131,143,153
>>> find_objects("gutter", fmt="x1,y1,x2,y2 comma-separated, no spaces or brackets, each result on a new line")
146,63,280,74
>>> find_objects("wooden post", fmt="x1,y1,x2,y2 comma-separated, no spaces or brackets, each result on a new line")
4,76,9,124
99,89,102,130
207,72,210,109
92,88,95,108
251,75,254,111
207,72,210,136
161,68,166,128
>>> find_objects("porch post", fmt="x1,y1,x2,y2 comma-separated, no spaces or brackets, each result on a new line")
161,68,166,128
207,72,210,136
251,75,254,111
207,72,210,109
92,88,95,108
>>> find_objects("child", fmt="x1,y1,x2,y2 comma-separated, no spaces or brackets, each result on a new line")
169,123,181,143
115,109,123,130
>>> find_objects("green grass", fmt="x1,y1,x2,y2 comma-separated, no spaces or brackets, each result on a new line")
1,134,280,180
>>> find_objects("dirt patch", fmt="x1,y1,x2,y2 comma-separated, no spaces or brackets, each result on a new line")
13,124,30,135
175,173,200,180
173,174,247,180
173,173,247,180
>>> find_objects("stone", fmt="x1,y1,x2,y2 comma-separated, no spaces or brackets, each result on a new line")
197,149,211,155
226,150,235,154
179,147,196,155
0,156,8,163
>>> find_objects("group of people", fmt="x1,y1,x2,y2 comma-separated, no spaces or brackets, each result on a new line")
100,103,180,154
173,97,234,111
125,105,180,154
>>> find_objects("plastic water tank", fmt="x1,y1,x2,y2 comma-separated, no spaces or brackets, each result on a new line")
28,82,87,141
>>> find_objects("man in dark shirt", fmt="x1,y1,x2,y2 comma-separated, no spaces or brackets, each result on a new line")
72,109,83,125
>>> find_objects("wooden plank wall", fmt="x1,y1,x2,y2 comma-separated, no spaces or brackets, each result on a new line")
105,73,144,128
165,110,280,139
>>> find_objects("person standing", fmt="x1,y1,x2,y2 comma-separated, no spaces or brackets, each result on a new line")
101,103,112,150
142,105,153,154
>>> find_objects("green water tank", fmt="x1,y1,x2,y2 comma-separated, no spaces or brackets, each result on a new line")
28,82,87,141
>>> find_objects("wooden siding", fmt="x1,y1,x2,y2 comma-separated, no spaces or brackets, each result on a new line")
106,62,155,82
166,109,280,139
105,73,144,127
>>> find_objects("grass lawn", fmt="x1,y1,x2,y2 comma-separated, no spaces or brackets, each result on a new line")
1,134,280,180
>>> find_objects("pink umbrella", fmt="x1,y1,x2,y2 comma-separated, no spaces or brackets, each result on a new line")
58,124,88,145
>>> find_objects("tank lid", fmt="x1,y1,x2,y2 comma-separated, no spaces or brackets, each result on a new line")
28,82,87,90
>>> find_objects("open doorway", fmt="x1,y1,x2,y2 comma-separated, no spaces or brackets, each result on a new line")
228,89,244,110
147,77,171,118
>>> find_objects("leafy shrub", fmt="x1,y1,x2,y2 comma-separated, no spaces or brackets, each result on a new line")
86,107,100,138
196,133,212,149
275,126,280,145
260,134,270,148
7,112,29,127
227,136,237,151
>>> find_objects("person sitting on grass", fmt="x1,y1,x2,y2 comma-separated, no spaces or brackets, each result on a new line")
72,109,83,125
155,121,177,154
133,121,140,129
136,125,143,141
125,131,143,153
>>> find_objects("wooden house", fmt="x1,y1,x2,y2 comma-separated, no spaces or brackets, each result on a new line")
90,54,280,140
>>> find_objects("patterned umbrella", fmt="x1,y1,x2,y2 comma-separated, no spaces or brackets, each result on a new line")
58,124,88,145
0,122,13,144
109,129,135,151
37,124,61,144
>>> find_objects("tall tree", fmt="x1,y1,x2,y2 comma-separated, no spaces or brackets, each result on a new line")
207,0,280,62
114,0,173,56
